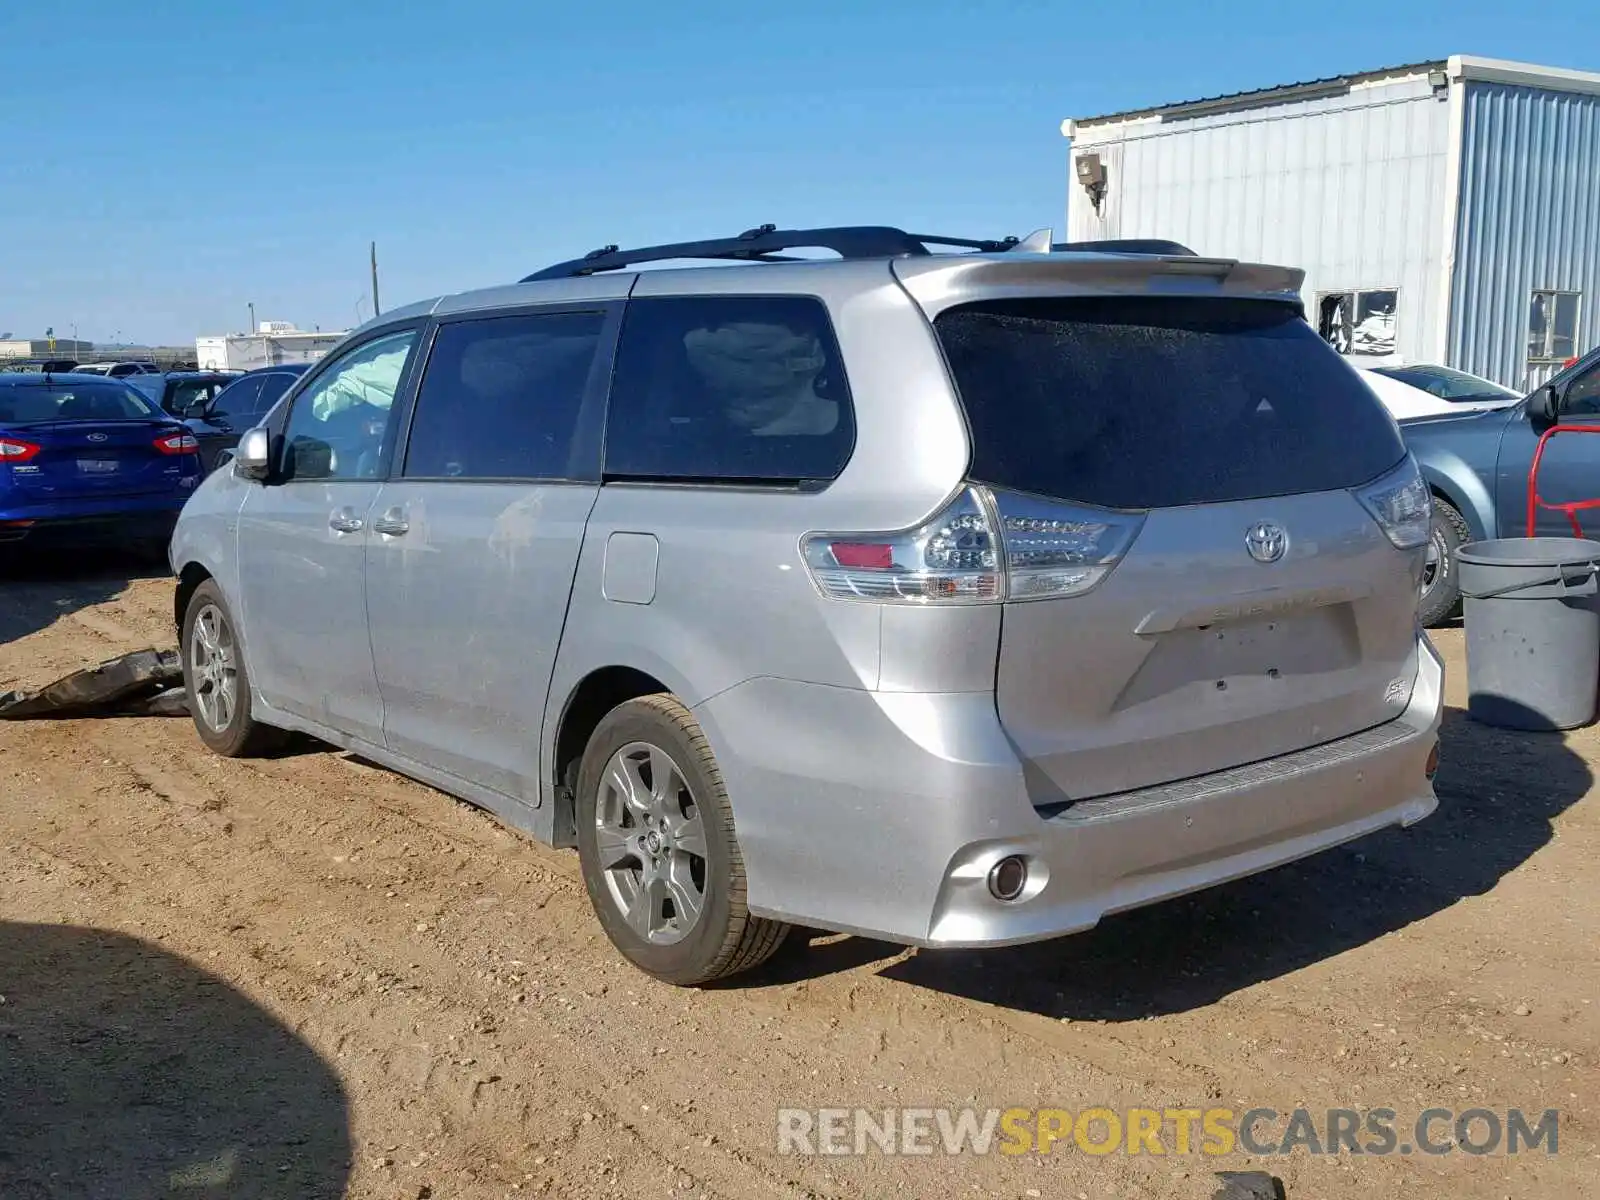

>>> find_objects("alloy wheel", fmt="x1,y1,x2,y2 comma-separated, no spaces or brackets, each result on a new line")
593,741,710,945
189,603,238,733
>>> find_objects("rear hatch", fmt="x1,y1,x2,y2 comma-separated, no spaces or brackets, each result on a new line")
923,284,1421,804
0,381,196,502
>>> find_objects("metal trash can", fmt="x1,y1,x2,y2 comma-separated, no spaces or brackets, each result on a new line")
1457,537,1600,731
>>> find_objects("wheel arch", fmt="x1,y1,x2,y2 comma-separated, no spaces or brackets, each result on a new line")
174,561,215,633
548,665,672,847
1420,462,1494,542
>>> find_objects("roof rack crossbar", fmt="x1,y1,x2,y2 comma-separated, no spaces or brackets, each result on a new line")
520,225,1023,282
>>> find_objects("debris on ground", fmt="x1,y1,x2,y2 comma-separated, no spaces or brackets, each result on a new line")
0,648,187,719
1213,1172,1288,1200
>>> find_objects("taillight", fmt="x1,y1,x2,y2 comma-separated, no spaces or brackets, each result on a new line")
803,488,1001,603
154,432,199,455
1354,455,1431,550
1,436,41,463
994,489,1147,600
801,485,1145,604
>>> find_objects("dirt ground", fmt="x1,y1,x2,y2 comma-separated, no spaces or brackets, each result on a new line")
1,556,1595,1200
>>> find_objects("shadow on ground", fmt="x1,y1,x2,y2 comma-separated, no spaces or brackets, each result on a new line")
0,549,170,648
0,922,350,1199
808,707,1589,1017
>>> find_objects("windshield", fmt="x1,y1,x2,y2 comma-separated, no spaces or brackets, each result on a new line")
0,381,161,423
1372,363,1519,403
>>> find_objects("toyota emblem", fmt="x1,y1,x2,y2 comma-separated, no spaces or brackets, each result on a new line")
1245,522,1288,564
86,432,109,443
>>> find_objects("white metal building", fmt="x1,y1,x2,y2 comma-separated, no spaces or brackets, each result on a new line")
196,323,347,371
1062,56,1600,390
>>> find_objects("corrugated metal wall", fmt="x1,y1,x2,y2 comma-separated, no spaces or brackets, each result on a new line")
1069,76,1453,363
1449,82,1600,389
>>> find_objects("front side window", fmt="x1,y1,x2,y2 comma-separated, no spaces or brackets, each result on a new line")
281,329,418,481
1529,290,1581,364
403,311,605,480
604,295,855,483
210,376,264,421
254,372,299,416
1317,288,1399,357
1561,359,1600,418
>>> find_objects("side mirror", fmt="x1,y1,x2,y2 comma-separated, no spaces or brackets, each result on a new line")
1528,384,1559,425
233,427,271,481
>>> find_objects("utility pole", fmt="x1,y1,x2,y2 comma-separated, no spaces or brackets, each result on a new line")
248,302,256,335
370,241,381,318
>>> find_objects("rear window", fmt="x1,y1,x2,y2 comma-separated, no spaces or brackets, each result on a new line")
935,297,1406,510
0,382,158,423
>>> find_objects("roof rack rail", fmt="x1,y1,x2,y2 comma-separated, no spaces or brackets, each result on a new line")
1050,238,1198,256
520,224,1024,282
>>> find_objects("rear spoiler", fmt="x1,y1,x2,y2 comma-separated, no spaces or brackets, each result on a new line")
892,250,1306,314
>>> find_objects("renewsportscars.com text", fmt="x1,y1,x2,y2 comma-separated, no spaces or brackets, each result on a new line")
776,1106,1560,1158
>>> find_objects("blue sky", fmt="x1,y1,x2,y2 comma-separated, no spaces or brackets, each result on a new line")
3,0,1596,345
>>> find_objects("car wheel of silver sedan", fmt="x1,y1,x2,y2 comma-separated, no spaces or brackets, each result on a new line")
180,580,283,757
576,694,789,985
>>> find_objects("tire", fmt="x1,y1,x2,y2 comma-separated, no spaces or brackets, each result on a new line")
180,580,283,757
1418,496,1470,628
575,694,789,985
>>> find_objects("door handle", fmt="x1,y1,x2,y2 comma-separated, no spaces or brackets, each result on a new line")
372,507,410,537
328,507,364,534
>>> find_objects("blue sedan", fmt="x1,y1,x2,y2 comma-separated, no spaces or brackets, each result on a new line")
0,372,202,554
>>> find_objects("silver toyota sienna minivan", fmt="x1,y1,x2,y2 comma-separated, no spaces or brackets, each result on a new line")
169,225,1443,985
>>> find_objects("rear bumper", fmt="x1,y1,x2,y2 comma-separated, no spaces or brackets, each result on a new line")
694,634,1443,947
0,494,187,546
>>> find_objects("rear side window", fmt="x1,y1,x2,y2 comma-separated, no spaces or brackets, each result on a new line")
404,311,606,480
604,295,855,484
935,297,1406,510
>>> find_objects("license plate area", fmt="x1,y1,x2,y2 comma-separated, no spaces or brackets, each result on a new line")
77,459,120,474
1120,609,1359,707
